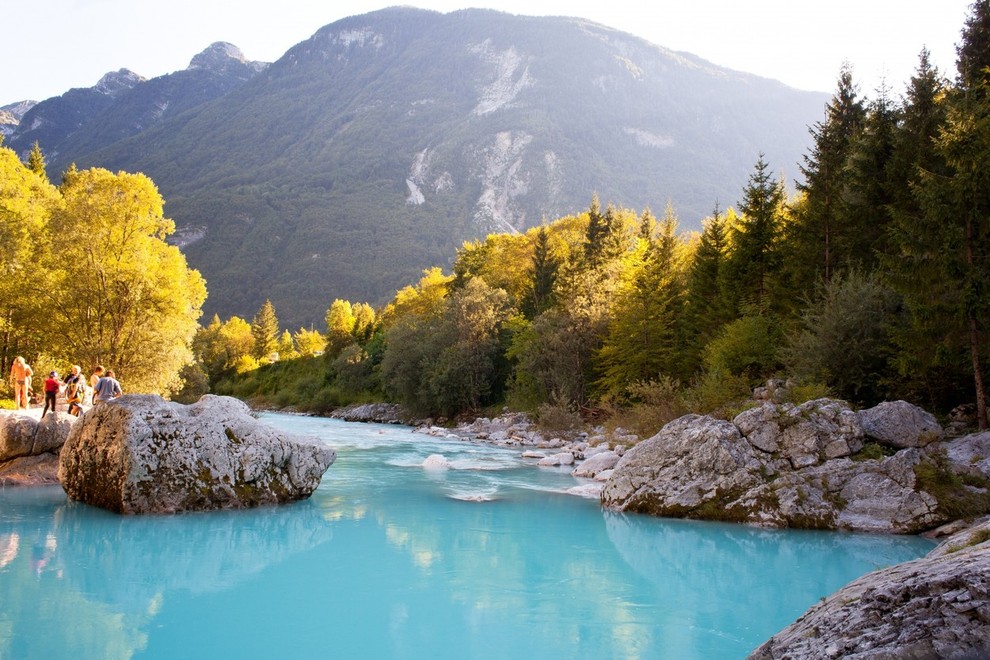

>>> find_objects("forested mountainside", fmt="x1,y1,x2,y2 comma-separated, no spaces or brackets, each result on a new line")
18,7,825,327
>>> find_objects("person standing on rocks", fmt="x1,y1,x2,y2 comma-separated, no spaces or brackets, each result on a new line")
63,365,85,416
87,366,104,406
93,370,122,405
41,371,62,417
8,356,33,410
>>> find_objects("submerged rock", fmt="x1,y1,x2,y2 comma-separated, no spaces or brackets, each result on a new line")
58,394,335,514
749,518,990,659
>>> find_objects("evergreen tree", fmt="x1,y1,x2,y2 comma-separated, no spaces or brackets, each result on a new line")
790,65,866,288
596,206,686,394
26,141,46,180
726,154,786,310
527,226,559,317
683,204,734,372
251,299,280,360
883,50,957,409
583,195,623,269
907,0,990,427
837,81,899,267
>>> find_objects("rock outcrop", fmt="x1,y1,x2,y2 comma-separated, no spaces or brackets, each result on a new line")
0,412,74,486
749,518,990,659
601,399,970,533
330,402,409,424
858,399,943,448
58,394,335,514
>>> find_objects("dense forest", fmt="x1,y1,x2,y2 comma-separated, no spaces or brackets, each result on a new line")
4,4,990,439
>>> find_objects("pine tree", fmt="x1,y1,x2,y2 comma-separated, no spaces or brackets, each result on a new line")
596,206,686,394
583,195,623,269
683,204,733,372
251,299,280,360
907,0,990,427
527,226,559,317
790,65,866,288
883,50,958,409
837,81,899,267
726,155,786,310
26,141,46,180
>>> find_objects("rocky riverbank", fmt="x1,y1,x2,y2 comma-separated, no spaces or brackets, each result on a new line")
750,516,990,658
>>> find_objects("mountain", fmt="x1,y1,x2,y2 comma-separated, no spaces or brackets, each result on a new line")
37,7,827,328
6,43,266,162
0,101,36,139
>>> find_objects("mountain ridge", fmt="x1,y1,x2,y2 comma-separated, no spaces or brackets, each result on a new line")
17,7,827,327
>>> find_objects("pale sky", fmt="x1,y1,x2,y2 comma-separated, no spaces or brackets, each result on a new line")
1,0,975,104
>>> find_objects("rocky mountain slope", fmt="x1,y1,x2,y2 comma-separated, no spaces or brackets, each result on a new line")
13,8,827,327
5,43,266,163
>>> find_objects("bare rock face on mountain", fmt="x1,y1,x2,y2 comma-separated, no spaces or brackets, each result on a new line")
749,518,990,659
58,394,335,514
0,412,75,486
601,399,976,533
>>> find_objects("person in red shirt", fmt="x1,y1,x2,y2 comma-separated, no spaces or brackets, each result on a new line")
42,371,62,417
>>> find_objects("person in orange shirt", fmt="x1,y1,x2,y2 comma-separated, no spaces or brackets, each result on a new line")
8,356,33,410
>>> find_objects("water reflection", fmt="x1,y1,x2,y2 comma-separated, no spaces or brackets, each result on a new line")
0,486,335,659
0,415,937,660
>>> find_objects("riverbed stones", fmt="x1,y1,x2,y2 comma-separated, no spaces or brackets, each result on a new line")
571,450,620,478
58,394,336,514
749,518,990,659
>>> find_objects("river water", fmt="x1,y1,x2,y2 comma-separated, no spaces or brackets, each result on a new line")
0,413,934,659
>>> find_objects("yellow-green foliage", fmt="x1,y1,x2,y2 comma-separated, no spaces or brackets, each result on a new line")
1,148,205,395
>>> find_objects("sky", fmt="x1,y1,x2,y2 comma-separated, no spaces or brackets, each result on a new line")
1,0,976,105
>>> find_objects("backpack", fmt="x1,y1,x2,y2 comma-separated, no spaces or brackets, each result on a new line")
66,376,84,403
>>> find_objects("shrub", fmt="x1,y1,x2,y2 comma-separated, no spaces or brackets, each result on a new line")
681,369,753,419
702,315,781,382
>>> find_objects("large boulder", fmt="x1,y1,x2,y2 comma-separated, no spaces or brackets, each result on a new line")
601,415,765,518
749,518,990,659
944,431,990,480
602,400,960,533
0,412,75,486
58,394,335,514
858,400,943,448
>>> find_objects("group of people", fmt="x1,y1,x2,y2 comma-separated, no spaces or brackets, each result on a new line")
8,357,122,417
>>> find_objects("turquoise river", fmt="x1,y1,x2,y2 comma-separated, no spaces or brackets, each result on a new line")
0,413,935,659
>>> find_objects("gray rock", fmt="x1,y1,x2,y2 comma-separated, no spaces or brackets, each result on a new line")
601,415,765,517
0,412,75,486
0,411,74,461
749,519,990,659
58,394,335,514
601,409,949,533
572,450,620,478
734,399,863,468
944,432,990,480
537,451,575,467
330,402,407,424
0,452,61,486
859,400,943,448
